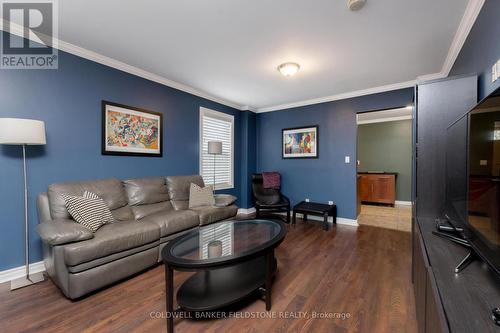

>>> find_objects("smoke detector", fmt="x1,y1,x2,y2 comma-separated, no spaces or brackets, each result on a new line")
348,0,366,11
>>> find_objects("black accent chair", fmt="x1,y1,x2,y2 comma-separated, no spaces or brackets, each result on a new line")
251,173,291,223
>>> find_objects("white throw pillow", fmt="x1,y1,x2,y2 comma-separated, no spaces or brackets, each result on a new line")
188,183,215,208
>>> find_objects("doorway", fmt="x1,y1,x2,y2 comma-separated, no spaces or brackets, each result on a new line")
356,106,414,232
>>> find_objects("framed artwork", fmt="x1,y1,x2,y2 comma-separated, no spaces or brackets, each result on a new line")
102,101,163,157
282,125,318,159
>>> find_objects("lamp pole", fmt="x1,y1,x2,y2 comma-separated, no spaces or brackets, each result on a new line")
207,141,222,194
0,118,47,290
23,144,29,280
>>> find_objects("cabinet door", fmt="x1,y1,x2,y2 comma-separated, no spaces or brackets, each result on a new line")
425,269,450,333
359,176,372,201
372,176,395,204
413,225,428,333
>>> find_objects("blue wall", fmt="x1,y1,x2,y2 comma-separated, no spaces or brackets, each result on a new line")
239,111,257,208
0,46,249,271
256,88,414,220
450,0,500,100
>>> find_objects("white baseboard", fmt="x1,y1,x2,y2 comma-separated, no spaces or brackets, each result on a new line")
395,201,412,206
336,217,359,227
237,207,256,215
263,209,358,227
0,261,46,284
292,212,358,227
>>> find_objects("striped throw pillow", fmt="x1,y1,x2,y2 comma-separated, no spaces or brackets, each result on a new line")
83,191,114,224
61,192,114,232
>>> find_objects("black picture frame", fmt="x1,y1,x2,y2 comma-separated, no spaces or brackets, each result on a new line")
101,100,163,157
282,125,319,159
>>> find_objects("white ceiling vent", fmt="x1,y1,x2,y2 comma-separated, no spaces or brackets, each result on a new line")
348,0,366,11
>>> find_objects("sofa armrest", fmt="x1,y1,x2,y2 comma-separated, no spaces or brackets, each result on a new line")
37,219,94,246
214,194,238,207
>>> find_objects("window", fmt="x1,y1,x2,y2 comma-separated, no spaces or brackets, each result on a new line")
199,107,234,190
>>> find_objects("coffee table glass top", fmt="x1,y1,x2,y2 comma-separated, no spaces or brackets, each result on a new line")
162,219,285,267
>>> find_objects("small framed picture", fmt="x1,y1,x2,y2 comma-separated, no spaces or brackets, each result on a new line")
102,101,163,157
282,125,318,159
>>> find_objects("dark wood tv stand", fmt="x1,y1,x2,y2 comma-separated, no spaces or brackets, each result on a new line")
413,216,500,332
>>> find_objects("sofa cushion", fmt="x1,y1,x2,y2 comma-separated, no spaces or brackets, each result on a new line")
140,209,199,237
123,177,169,206
48,178,132,220
190,205,238,225
131,201,174,220
63,220,160,266
166,175,204,210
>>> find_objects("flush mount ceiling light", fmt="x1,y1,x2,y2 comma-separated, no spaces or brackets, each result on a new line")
278,62,300,77
348,0,366,11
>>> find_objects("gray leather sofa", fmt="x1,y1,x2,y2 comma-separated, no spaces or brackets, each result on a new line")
36,175,238,299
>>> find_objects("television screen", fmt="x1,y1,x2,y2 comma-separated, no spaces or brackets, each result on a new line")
445,114,468,225
466,87,500,274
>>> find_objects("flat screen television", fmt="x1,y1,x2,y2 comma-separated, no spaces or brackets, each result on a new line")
446,86,500,276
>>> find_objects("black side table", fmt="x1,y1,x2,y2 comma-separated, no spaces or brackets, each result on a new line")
292,201,337,231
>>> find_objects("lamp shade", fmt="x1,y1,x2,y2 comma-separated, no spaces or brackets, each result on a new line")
0,118,46,145
208,141,222,154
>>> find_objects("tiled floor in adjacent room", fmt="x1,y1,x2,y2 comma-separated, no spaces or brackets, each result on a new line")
357,204,412,232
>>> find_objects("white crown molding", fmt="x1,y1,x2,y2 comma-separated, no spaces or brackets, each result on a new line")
0,261,45,284
259,0,485,113
417,72,448,83
240,106,258,112
417,0,485,83
1,0,485,114
357,115,413,125
441,0,485,77
256,80,416,113
0,20,246,111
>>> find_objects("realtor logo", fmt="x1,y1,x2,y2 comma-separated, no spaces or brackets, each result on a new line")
1,0,58,69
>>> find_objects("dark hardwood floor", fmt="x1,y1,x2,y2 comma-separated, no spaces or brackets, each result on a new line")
0,220,417,333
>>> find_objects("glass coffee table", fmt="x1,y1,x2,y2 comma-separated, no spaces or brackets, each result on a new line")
161,219,287,333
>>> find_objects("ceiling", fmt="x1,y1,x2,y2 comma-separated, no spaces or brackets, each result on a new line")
56,0,471,110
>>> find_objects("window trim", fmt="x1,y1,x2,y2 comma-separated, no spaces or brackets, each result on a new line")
199,107,235,190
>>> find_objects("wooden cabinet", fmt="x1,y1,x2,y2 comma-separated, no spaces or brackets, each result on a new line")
358,173,396,205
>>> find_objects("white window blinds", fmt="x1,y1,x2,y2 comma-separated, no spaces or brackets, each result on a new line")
199,107,234,189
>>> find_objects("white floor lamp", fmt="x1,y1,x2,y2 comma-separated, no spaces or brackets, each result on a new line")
0,118,46,290
207,141,222,193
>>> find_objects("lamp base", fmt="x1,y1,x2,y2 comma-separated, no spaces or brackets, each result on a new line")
10,272,45,290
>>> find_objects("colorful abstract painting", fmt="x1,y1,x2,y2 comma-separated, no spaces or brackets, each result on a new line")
102,101,162,156
282,126,318,158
